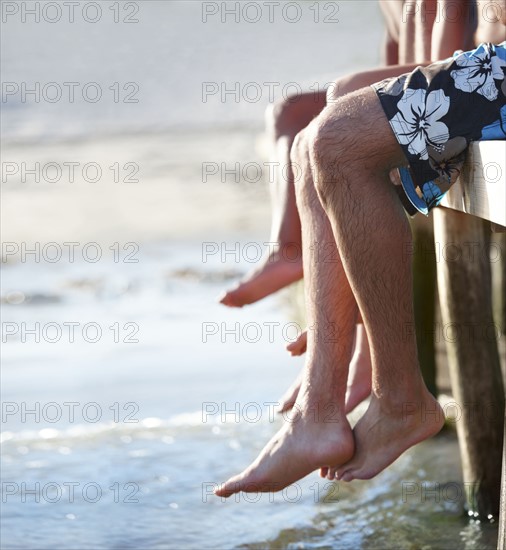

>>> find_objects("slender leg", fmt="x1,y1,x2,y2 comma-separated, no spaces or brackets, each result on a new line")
219,91,326,307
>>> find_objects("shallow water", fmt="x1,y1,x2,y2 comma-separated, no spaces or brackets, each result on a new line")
1,244,499,549
2,418,498,550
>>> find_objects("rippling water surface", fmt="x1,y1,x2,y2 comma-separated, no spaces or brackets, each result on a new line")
1,245,499,549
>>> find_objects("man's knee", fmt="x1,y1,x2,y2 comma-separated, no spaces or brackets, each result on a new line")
310,108,356,200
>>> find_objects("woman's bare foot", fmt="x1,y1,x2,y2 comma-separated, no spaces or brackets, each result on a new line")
335,389,444,482
286,330,307,356
219,251,303,307
214,400,354,497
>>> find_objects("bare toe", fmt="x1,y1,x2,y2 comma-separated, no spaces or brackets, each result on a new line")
286,330,307,356
326,467,338,480
215,402,354,497
219,255,303,308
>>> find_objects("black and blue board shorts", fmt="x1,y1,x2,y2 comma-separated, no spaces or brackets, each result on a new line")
372,42,506,216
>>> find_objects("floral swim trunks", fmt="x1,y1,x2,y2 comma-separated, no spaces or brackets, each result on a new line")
372,42,506,216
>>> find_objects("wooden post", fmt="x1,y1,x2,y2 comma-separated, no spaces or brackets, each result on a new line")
502,233,506,337
500,409,506,550
433,208,505,518
497,232,506,549
411,217,437,396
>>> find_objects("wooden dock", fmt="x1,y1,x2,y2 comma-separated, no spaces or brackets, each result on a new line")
437,140,505,545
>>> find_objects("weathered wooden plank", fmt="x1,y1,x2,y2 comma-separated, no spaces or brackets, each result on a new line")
411,217,437,396
500,409,506,550
433,208,505,518
440,141,506,227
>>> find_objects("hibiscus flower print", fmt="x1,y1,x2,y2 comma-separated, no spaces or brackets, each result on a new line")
450,43,506,101
389,88,450,160
429,156,463,183
427,136,467,184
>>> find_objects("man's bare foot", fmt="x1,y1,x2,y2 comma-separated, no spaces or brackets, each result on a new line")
214,401,354,497
335,389,444,482
219,252,303,307
286,330,307,356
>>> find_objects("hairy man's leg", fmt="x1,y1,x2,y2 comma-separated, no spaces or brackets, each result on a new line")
215,129,356,497
309,87,444,481
272,63,427,413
